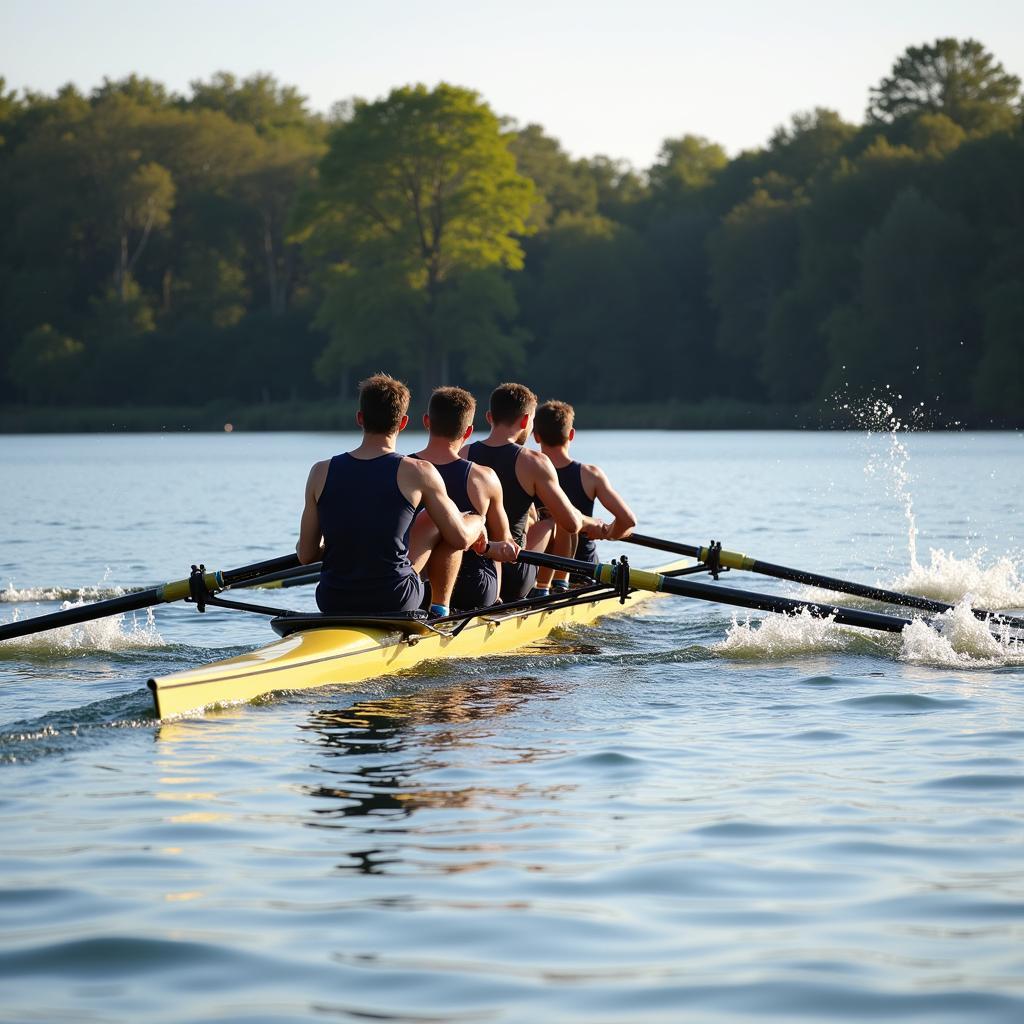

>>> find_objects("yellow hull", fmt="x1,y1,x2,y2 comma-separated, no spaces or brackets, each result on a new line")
148,559,688,718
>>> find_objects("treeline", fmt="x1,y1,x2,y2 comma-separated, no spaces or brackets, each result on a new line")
1,39,1022,428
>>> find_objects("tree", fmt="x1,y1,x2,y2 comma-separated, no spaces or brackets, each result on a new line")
187,72,320,139
507,123,597,228
649,134,728,198
305,83,534,392
7,324,84,403
707,190,803,394
823,187,978,405
868,38,1021,135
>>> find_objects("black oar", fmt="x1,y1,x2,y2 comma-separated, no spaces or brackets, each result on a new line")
238,563,323,590
0,554,301,642
518,550,926,635
622,533,1024,630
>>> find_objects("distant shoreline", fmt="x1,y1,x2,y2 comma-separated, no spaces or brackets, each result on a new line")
1,400,1017,433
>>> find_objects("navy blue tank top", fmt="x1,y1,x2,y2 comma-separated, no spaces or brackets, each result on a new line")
316,452,422,612
434,460,495,582
467,442,533,545
557,461,597,564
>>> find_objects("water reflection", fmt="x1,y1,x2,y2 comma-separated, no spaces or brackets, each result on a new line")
298,676,571,873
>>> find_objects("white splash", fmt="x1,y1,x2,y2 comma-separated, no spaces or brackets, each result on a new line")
714,603,1023,670
0,605,163,655
714,608,884,660
891,548,1024,610
900,600,1024,669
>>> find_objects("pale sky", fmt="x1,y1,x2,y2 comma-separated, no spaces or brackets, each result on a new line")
2,0,1022,168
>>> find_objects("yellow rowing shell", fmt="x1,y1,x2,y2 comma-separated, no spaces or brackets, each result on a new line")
148,558,688,718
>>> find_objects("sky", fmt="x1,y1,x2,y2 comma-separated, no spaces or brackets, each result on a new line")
2,0,1023,168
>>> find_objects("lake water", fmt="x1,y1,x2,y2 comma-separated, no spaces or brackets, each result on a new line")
1,428,1023,1023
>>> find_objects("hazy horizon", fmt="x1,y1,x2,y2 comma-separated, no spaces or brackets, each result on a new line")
4,0,1023,168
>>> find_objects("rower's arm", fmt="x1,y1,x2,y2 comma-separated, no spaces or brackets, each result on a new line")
529,453,582,534
415,461,484,551
585,464,636,540
474,465,519,562
296,462,327,564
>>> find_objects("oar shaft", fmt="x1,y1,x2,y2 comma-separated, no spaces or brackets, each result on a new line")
516,550,914,634
625,534,1024,629
0,553,302,642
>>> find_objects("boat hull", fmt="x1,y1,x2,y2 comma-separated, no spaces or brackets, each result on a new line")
148,559,688,718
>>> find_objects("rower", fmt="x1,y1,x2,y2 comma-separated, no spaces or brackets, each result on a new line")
531,400,637,594
463,382,583,602
413,386,520,610
297,374,484,617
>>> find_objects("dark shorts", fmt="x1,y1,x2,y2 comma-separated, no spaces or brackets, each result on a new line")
451,565,499,612
316,572,426,616
499,560,538,603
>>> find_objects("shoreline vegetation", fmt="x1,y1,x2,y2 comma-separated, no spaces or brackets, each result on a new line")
2,39,1023,429
1,400,1016,433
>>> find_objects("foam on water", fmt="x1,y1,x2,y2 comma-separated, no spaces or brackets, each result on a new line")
0,582,136,603
715,601,1024,670
1,566,133,604
715,608,889,660
891,547,1024,609
900,599,1024,669
0,604,164,657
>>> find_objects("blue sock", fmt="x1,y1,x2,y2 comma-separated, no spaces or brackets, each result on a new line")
529,587,549,598
551,580,569,591
429,603,449,617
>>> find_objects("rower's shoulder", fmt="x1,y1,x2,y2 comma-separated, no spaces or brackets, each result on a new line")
399,454,442,484
519,446,556,474
468,461,500,488
580,461,607,483
307,456,333,481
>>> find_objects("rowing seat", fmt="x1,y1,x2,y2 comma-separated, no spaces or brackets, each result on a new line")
269,611,440,639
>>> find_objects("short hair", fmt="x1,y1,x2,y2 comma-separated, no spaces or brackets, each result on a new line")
428,386,476,440
489,382,537,425
534,400,575,445
359,373,410,434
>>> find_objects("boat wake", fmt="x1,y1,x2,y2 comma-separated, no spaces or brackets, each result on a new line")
0,689,156,764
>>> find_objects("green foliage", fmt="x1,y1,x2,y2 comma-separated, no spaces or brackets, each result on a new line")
973,283,1024,419
7,324,85,403
0,38,1022,424
708,190,803,392
823,188,978,403
868,38,1021,134
308,83,534,390
649,135,728,200
187,72,320,138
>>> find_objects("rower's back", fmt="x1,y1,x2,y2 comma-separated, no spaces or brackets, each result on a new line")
465,441,533,547
316,451,423,614
297,373,426,617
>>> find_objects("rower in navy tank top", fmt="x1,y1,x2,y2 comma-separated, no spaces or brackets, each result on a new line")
295,374,486,619
531,399,638,594
555,461,598,564
412,386,520,611
316,452,423,614
464,383,585,603
434,459,498,609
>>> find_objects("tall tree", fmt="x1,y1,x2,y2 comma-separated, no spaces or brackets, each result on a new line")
304,83,534,392
868,38,1021,135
